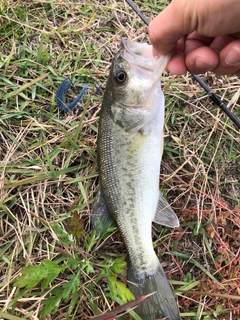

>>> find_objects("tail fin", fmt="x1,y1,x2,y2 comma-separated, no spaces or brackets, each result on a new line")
128,262,180,320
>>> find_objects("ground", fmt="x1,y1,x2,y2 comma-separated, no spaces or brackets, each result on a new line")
0,1,239,320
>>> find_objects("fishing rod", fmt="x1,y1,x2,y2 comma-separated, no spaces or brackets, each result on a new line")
125,0,240,130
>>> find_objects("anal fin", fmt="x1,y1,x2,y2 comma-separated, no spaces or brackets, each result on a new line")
153,192,180,228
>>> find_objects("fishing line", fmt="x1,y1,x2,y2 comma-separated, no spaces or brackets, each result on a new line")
125,0,240,130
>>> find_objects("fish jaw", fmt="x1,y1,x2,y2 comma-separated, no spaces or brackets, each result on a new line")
121,38,170,74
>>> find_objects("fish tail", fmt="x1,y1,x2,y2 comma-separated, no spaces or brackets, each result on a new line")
128,262,180,320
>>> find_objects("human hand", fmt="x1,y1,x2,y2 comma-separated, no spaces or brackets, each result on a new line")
148,0,240,76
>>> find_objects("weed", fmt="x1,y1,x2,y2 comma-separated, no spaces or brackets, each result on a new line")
0,1,239,320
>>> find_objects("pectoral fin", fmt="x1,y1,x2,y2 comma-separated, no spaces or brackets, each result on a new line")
153,192,180,228
110,103,148,133
90,191,114,236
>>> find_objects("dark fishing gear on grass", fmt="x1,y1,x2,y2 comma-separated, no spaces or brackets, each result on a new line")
125,0,240,130
56,78,101,112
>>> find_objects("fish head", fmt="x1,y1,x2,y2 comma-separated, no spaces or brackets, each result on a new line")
106,39,171,133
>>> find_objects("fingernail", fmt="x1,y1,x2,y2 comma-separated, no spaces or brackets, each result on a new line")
194,57,214,69
225,46,240,65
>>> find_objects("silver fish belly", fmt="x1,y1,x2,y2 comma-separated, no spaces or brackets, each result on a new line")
91,39,180,320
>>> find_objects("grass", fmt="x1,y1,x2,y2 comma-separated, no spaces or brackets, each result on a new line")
0,0,239,319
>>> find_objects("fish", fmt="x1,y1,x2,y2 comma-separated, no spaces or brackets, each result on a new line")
91,39,180,320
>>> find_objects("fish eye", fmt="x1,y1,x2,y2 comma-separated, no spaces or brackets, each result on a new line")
114,69,127,85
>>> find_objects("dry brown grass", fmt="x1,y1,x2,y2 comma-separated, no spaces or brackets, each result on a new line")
0,1,239,319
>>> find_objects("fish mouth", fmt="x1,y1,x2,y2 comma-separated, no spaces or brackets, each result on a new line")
120,38,170,74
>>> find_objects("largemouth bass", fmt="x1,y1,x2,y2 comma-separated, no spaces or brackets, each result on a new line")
91,39,180,320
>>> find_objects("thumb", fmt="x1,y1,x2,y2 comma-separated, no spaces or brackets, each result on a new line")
148,0,198,56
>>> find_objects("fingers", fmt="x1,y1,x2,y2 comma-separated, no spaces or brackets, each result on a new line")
164,34,219,74
164,35,240,76
184,38,240,75
149,0,240,76
149,0,240,57
164,38,186,74
148,0,198,56
167,50,187,75
216,40,240,75
185,47,219,74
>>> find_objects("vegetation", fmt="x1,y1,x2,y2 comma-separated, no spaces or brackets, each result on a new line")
0,1,239,319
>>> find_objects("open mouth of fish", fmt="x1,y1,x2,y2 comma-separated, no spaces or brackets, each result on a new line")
121,38,170,73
